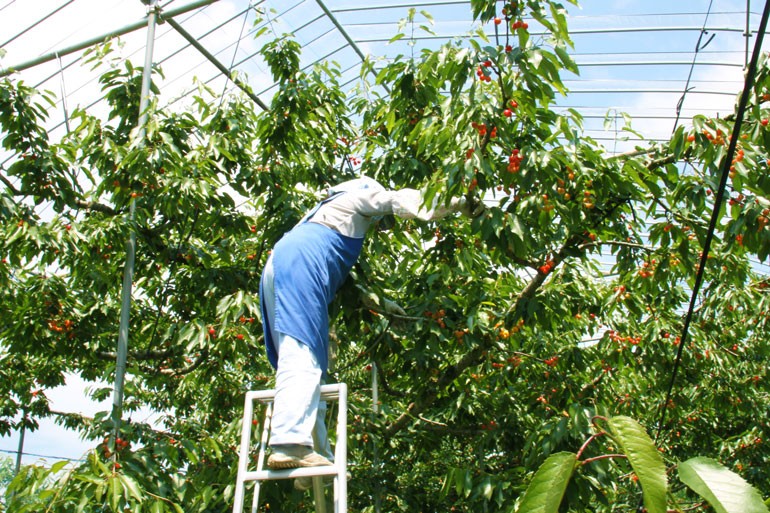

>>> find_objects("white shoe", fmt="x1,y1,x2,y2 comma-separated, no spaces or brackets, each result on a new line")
267,445,332,469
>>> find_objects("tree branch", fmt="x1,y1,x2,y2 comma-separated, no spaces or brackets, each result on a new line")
375,362,406,399
581,453,627,465
164,349,209,377
96,348,176,361
0,171,21,194
384,345,484,437
579,240,655,253
2,167,118,214
74,199,118,215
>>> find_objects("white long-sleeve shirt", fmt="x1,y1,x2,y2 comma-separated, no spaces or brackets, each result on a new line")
307,188,464,238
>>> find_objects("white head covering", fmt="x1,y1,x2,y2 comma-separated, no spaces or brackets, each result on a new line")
327,176,385,196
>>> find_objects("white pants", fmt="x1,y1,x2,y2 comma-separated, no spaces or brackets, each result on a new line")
261,257,333,459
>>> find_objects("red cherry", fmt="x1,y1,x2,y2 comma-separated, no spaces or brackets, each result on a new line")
483,60,492,67
762,118,768,126
494,17,502,25
503,109,513,117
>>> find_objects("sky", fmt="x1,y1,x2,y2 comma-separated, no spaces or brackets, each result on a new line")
0,0,768,467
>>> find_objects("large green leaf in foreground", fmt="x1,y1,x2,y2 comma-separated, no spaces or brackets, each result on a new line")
516,451,578,513
606,416,667,513
679,457,768,513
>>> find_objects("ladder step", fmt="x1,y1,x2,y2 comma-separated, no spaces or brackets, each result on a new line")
245,384,344,403
242,466,340,482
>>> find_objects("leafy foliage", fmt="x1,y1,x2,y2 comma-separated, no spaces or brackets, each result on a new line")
0,455,14,495
0,0,768,511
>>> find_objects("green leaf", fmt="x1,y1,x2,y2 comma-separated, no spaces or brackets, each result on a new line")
606,416,667,513
50,460,70,473
119,474,144,501
679,457,768,513
554,46,578,75
516,452,577,513
109,474,122,511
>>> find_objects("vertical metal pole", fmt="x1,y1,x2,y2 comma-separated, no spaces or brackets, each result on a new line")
745,0,752,68
111,0,159,445
371,362,381,513
14,413,26,474
313,476,327,513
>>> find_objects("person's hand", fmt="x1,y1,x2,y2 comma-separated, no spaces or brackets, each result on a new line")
382,298,406,316
360,288,407,316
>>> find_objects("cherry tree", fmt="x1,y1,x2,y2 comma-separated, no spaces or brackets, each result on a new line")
1,1,768,511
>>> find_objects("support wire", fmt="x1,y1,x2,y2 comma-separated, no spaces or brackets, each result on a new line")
315,0,390,93
672,0,716,134
219,1,254,106
0,0,221,77
55,53,71,134
653,0,770,446
164,16,269,110
0,0,76,49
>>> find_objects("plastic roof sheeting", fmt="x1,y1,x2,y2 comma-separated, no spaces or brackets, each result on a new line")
0,0,767,153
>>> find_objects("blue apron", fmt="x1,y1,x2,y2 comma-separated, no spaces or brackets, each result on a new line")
260,204,364,375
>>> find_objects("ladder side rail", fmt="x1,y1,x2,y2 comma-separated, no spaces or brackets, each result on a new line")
251,401,273,513
335,383,348,513
232,391,257,513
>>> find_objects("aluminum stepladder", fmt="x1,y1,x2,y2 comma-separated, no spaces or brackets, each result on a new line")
232,383,348,513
